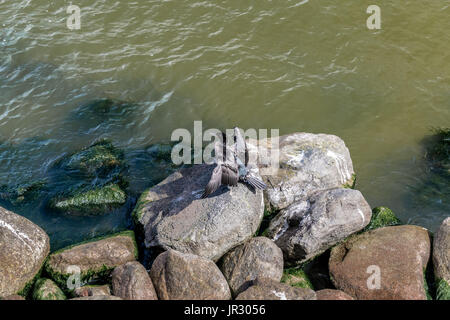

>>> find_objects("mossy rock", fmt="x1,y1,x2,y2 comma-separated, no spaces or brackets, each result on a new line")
364,207,401,231
0,180,47,205
59,139,125,179
44,230,138,292
436,279,450,300
48,183,126,216
280,268,313,290
32,278,66,300
426,127,450,172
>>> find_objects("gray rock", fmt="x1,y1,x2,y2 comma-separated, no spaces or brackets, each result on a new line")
133,164,264,261
433,217,450,300
112,261,157,300
74,285,111,297
433,217,450,283
150,250,231,300
45,231,138,289
71,295,123,300
1,295,25,300
316,289,354,300
249,133,355,210
0,206,50,297
221,237,283,295
266,188,372,265
235,278,316,300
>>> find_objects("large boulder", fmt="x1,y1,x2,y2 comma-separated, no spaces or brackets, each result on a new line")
149,250,231,300
433,217,450,300
221,237,283,295
266,188,372,265
133,164,264,261
32,278,66,300
45,231,138,289
235,278,316,300
0,206,50,297
329,225,430,300
112,261,157,300
249,133,355,211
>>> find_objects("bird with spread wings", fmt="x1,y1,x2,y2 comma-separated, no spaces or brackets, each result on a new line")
202,127,267,198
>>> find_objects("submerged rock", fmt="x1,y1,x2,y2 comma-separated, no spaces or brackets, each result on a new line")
433,217,450,300
364,206,401,231
57,139,126,179
266,188,371,265
250,133,355,211
149,250,231,300
112,261,157,300
221,237,283,295
329,225,430,300
0,180,47,206
133,164,264,261
0,206,50,297
74,285,111,297
48,183,126,216
235,278,316,300
45,231,138,289
32,278,66,300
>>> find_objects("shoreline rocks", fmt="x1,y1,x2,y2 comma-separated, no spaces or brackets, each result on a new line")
266,188,372,265
251,133,355,211
433,217,450,300
221,237,283,296
32,278,66,300
235,278,316,300
45,230,138,289
150,250,231,300
0,206,50,297
133,164,264,262
112,261,157,300
329,225,430,300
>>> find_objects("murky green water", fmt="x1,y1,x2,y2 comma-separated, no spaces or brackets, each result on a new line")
1,0,449,248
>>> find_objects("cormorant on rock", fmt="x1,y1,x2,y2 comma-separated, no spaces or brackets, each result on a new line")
202,127,266,198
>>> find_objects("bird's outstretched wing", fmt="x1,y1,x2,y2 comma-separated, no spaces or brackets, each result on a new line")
202,164,223,198
221,163,239,186
234,127,248,166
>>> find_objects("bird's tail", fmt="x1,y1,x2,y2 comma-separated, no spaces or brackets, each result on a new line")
244,176,267,190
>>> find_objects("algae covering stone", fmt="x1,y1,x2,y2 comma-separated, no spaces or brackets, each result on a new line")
57,139,125,179
0,180,47,206
45,231,138,289
48,183,126,216
329,225,430,300
280,268,313,289
364,206,401,231
0,206,50,297
235,278,316,300
32,278,66,300
134,164,264,261
249,133,355,211
433,217,450,300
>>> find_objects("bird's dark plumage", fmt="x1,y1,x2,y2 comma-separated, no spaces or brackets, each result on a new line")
201,127,267,198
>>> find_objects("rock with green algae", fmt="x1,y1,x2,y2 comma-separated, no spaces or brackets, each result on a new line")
364,206,402,231
48,183,126,216
32,278,66,300
426,127,450,173
44,231,138,291
280,268,314,290
433,217,450,300
58,139,126,179
0,180,47,206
